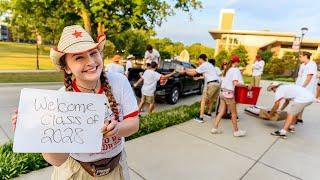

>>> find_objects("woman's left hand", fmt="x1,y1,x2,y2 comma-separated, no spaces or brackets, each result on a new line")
101,120,120,137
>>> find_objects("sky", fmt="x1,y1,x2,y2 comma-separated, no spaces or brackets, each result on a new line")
154,0,320,48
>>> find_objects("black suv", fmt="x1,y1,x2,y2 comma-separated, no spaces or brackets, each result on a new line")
128,59,203,104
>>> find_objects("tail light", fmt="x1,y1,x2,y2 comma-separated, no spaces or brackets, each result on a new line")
160,76,168,86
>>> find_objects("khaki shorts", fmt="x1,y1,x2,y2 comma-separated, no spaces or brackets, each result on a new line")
287,102,312,116
51,151,130,180
202,83,220,102
219,94,236,105
251,75,261,87
141,94,155,104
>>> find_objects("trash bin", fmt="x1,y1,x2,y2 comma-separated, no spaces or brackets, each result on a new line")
235,86,261,105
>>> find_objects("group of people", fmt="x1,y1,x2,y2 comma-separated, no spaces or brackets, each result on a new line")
9,24,320,179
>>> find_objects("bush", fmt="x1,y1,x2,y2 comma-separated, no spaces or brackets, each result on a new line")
0,102,200,179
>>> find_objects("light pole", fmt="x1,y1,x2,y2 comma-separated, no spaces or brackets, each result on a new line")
294,27,308,78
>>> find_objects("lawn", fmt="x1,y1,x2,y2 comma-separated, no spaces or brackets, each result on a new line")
0,72,63,83
0,42,54,70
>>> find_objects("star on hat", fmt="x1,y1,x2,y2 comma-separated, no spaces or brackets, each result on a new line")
72,30,82,38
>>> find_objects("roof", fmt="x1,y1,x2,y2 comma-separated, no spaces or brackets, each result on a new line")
209,29,295,39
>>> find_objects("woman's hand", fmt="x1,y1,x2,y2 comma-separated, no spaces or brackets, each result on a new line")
11,109,18,131
101,120,120,137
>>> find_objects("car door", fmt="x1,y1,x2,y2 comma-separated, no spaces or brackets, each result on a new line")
181,62,195,92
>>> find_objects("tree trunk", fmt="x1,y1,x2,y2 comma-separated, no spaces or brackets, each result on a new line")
81,8,92,35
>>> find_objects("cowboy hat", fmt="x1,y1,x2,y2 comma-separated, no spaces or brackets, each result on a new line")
267,82,283,91
50,25,106,70
127,55,135,59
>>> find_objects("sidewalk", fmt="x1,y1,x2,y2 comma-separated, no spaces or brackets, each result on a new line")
14,81,320,179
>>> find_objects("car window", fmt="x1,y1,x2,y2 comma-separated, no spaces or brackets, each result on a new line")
182,62,192,69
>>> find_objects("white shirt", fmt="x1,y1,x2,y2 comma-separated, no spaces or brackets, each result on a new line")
215,67,222,82
221,67,244,91
274,84,315,103
60,73,138,162
296,61,318,95
144,49,160,64
106,63,125,74
125,60,133,75
252,60,265,76
141,69,162,96
196,62,220,85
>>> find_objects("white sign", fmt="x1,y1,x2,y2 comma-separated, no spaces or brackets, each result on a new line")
292,37,301,51
13,88,106,153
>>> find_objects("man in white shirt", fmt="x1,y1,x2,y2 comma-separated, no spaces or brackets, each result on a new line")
125,55,134,78
144,44,160,65
105,55,125,74
295,51,317,123
180,54,220,123
134,62,176,114
266,83,314,139
251,55,265,87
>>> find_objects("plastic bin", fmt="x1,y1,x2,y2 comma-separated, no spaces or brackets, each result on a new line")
235,86,261,105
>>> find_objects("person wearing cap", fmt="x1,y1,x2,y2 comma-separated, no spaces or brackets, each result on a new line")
106,54,125,74
295,51,318,124
212,55,247,137
125,55,135,77
144,44,160,65
134,62,176,114
251,55,265,87
266,83,315,139
11,25,139,179
179,54,220,123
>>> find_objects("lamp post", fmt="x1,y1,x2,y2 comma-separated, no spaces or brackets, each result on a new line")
293,27,308,78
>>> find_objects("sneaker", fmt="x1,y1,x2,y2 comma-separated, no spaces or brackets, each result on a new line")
288,126,295,133
233,130,246,137
270,130,287,139
210,128,223,134
204,112,212,118
193,116,204,123
295,119,303,124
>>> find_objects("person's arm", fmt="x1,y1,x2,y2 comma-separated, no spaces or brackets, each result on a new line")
184,68,198,76
101,117,139,138
280,99,290,111
134,77,143,87
194,76,204,80
268,100,281,118
162,70,176,78
302,74,313,87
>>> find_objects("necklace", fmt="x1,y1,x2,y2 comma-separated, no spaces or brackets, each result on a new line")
76,80,99,93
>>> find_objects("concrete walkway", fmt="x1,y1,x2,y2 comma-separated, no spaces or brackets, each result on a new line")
13,81,320,179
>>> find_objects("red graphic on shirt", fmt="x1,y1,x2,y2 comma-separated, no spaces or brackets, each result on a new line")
72,30,82,38
101,136,122,151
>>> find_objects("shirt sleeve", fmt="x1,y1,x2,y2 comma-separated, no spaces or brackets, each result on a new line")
154,71,162,81
119,75,139,119
306,62,317,75
196,63,206,74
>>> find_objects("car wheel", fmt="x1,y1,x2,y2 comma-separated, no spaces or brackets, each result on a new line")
197,82,204,95
167,86,180,104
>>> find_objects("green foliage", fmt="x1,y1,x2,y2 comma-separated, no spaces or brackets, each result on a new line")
264,51,297,77
215,49,229,67
260,50,274,63
0,102,200,179
0,142,50,180
230,45,249,67
187,43,215,64
103,40,116,59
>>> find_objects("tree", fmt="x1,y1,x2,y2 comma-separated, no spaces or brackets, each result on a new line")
230,45,249,67
214,49,229,67
264,51,298,77
1,0,203,42
187,43,215,64
260,49,274,63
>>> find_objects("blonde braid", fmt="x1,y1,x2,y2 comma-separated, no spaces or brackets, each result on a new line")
100,71,120,121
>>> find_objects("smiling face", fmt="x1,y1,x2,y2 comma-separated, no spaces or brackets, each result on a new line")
64,48,103,83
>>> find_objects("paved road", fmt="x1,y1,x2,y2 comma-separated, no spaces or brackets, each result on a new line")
0,83,201,145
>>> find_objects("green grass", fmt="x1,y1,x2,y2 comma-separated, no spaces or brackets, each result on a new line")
0,72,63,83
0,102,200,179
0,42,54,70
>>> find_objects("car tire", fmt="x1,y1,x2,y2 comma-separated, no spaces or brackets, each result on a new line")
197,82,204,95
167,86,180,104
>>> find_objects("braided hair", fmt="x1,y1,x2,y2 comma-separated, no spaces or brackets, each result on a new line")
59,54,120,121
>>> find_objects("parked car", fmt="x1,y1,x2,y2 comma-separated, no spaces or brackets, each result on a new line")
128,59,204,104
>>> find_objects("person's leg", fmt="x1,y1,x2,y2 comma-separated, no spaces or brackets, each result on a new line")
200,86,208,118
147,96,155,114
251,76,255,86
227,102,239,132
213,97,227,129
138,95,146,113
149,103,155,113
283,114,296,131
317,84,320,99
256,75,261,87
207,85,220,114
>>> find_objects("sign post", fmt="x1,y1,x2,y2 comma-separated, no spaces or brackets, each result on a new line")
36,35,42,70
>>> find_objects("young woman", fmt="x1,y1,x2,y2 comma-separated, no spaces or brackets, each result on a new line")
11,25,139,179
211,55,246,137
